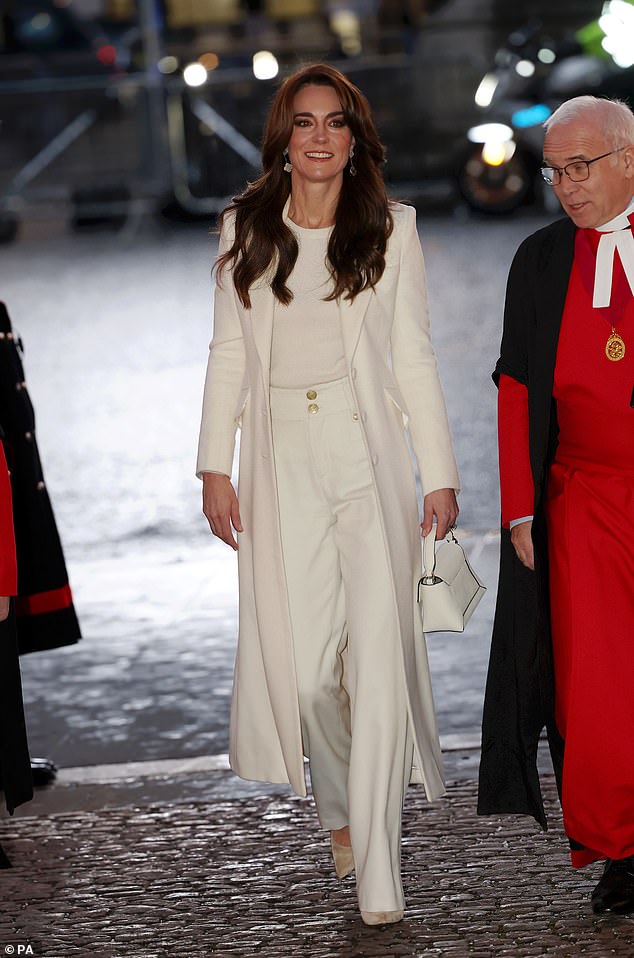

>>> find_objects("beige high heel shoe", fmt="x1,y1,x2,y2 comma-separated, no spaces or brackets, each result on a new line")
360,909,404,926
330,834,355,879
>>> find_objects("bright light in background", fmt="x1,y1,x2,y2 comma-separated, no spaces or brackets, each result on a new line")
183,62,208,87
252,51,279,81
482,143,506,167
474,73,499,107
330,10,362,56
599,0,634,67
515,59,536,77
482,139,516,167
158,56,179,74
537,47,556,64
467,123,513,144
468,123,516,168
512,103,552,128
199,52,220,72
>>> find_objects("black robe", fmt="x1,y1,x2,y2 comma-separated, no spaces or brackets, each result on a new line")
0,602,33,816
478,216,576,829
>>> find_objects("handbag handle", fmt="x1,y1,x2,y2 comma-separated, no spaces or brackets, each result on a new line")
422,526,439,585
421,526,459,585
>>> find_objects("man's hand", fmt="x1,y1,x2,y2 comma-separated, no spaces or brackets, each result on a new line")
421,488,459,540
0,596,10,622
202,473,243,551
511,519,534,570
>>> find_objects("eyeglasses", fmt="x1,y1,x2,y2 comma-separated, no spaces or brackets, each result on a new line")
540,147,627,186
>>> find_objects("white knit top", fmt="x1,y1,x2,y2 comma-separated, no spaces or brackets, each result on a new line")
270,220,347,388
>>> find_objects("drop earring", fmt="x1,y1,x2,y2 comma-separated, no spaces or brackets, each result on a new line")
283,149,292,173
348,146,357,177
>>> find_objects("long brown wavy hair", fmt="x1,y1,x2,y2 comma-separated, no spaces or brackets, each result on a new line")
217,63,393,308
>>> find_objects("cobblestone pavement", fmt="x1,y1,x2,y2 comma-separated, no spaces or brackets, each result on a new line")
1,776,632,958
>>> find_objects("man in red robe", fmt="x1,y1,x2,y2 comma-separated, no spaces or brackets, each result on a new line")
479,96,634,914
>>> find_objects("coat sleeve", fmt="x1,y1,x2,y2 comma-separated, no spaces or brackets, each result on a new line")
494,237,538,527
389,205,460,496
196,215,247,478
0,442,17,596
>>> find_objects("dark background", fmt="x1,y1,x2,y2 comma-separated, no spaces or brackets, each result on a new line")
0,0,615,235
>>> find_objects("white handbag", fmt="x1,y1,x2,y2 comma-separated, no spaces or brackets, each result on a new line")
417,528,486,633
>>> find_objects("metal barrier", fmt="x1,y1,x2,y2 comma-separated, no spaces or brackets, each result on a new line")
0,47,487,236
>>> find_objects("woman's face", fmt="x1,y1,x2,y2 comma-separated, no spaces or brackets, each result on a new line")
287,84,354,187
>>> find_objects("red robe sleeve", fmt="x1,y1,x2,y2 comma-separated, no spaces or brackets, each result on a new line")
0,443,18,595
498,373,534,529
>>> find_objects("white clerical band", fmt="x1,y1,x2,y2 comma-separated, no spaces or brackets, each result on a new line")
593,227,634,308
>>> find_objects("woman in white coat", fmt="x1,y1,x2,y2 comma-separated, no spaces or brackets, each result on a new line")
197,63,459,926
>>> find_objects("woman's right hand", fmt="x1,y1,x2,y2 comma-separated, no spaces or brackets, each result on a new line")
202,473,243,551
0,596,10,622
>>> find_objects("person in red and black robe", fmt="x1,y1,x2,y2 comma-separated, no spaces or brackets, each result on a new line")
0,303,80,654
0,432,33,867
478,96,634,914
0,302,81,786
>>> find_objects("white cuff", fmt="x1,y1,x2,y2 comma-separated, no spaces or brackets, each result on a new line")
198,470,230,480
509,515,533,529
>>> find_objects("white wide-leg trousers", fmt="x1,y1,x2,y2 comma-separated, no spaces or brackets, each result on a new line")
270,377,414,913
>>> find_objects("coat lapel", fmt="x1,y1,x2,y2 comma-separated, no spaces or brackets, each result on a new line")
339,286,374,366
249,286,275,388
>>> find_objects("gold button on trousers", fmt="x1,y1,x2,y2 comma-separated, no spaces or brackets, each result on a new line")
269,377,413,914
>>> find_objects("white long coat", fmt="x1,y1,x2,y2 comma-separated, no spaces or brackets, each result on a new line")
197,203,460,801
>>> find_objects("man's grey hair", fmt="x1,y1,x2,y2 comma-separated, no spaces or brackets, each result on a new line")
544,96,634,149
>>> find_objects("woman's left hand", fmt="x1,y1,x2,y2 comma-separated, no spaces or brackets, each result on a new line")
421,488,459,540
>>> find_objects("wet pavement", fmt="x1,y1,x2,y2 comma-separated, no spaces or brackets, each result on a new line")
2,776,633,957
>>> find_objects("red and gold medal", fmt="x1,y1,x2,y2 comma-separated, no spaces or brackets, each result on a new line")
605,327,626,362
